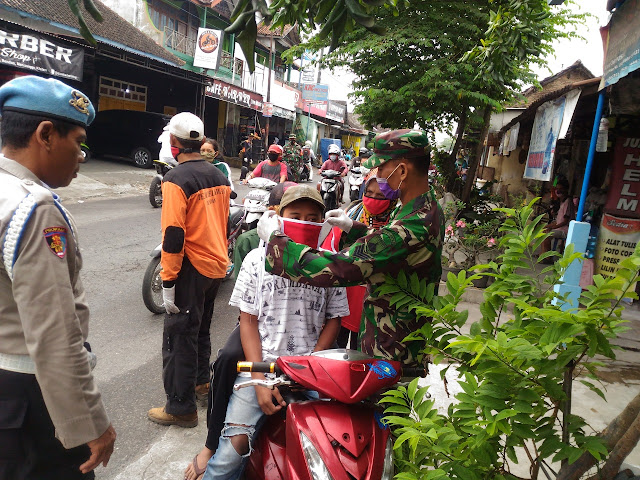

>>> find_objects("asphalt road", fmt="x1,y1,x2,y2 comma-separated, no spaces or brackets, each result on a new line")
58,158,253,479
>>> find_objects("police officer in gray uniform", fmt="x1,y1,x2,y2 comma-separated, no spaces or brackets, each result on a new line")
0,76,116,479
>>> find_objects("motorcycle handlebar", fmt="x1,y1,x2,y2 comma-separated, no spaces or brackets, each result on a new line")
401,367,428,378
237,361,282,374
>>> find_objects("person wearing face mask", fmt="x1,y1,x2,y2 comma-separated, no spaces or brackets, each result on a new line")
319,143,348,203
195,185,348,480
242,144,287,184
201,139,234,193
258,129,444,366
148,113,231,429
332,173,399,350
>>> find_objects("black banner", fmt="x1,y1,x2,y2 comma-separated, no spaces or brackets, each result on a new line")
0,27,84,81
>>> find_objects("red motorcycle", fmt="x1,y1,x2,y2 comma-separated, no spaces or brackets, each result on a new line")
235,349,426,480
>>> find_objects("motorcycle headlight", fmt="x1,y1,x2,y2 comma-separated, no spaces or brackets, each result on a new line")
381,435,394,480
300,431,334,480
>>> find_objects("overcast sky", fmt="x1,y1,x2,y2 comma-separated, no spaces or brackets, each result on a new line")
323,1,611,112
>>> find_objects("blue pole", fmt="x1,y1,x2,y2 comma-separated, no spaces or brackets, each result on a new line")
552,89,606,311
576,91,605,221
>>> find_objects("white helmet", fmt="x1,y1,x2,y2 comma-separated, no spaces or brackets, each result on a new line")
328,144,340,155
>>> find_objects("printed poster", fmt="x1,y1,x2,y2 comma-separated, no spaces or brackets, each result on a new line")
193,28,223,70
523,90,581,181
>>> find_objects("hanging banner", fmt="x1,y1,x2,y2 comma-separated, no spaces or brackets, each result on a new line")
523,96,567,181
0,27,84,81
205,79,263,111
600,0,640,89
557,89,581,139
262,102,273,117
193,28,223,70
605,137,640,218
595,214,640,286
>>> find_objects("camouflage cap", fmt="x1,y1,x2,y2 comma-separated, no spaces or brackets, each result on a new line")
279,184,324,213
363,129,430,169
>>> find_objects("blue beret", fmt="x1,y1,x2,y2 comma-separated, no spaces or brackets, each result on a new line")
0,75,95,127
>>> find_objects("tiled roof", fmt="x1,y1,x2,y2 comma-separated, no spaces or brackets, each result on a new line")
0,0,183,65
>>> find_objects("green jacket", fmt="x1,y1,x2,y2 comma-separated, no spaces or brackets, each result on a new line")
266,187,444,365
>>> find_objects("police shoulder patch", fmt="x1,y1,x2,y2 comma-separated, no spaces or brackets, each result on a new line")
43,226,68,259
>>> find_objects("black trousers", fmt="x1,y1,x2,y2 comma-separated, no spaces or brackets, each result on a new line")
163,257,222,416
205,325,244,452
0,369,93,480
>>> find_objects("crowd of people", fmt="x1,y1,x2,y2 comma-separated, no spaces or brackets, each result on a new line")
0,75,444,480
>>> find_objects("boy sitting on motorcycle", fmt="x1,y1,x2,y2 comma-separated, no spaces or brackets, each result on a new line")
188,186,349,480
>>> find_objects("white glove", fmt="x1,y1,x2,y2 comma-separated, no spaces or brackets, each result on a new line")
324,209,353,233
257,210,282,243
162,286,180,314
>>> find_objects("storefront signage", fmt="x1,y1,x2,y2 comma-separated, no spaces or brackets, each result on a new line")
595,213,640,284
601,0,640,88
326,101,346,123
0,27,84,81
193,28,223,70
302,100,327,117
262,102,273,117
272,105,295,120
301,83,329,102
605,137,640,218
205,79,263,111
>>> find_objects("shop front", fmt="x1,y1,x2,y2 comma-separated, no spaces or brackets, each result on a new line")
205,78,263,157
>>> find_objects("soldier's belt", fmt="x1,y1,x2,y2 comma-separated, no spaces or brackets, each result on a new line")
0,352,36,374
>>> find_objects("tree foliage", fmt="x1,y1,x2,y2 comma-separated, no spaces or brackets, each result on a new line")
378,199,639,479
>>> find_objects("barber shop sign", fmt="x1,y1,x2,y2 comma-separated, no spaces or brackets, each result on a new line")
0,27,84,81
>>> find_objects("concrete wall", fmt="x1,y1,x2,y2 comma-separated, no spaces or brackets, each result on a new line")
100,0,163,46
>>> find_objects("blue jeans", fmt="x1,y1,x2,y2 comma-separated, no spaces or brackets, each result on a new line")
202,375,265,480
203,375,318,480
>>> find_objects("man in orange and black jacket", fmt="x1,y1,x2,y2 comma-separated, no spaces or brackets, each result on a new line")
148,112,231,428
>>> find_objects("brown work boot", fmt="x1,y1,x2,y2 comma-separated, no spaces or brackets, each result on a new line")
147,407,198,428
195,383,210,407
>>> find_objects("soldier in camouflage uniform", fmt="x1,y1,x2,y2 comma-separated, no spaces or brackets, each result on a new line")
259,129,444,366
282,133,303,182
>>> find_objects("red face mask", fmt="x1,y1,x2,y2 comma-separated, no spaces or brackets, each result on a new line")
170,146,182,160
362,196,392,215
281,218,323,248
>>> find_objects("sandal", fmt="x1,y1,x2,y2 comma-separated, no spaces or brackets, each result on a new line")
185,454,207,480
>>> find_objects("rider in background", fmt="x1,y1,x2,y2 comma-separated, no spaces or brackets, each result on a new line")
242,144,287,184
319,144,348,203
201,139,234,194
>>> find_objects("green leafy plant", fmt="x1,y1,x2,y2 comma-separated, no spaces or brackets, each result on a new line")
378,198,638,479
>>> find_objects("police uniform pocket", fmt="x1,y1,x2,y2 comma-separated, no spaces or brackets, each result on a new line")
0,398,28,429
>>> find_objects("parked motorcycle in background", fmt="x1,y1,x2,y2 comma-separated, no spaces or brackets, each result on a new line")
319,169,342,212
148,159,176,208
238,349,426,480
142,200,245,314
242,177,277,230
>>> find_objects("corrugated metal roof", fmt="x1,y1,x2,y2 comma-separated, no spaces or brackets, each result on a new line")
0,0,184,65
